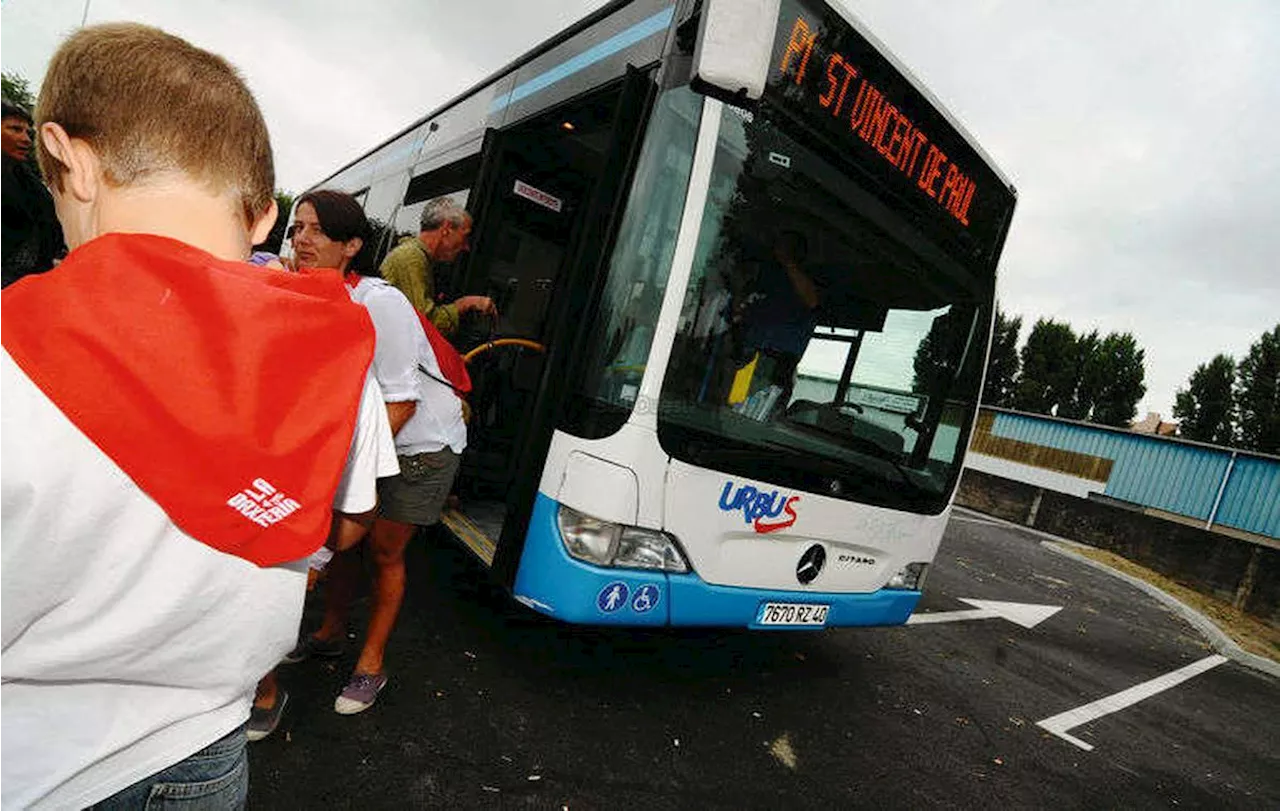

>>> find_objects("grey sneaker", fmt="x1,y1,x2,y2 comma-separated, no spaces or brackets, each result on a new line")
334,672,388,715
281,634,344,665
246,689,288,742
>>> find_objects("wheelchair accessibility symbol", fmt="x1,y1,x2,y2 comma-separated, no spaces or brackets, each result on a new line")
631,584,661,614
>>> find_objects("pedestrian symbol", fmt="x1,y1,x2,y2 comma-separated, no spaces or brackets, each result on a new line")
631,584,661,614
597,581,629,613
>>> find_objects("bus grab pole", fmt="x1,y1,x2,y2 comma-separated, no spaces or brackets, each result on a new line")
629,96,724,431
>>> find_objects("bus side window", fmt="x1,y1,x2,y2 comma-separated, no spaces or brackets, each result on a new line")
386,154,482,290
563,88,703,439
362,176,406,270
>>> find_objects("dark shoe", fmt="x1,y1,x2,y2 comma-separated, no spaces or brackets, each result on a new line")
281,634,344,665
246,690,288,742
333,672,388,715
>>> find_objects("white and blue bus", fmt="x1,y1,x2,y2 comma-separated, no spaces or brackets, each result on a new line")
298,0,1016,628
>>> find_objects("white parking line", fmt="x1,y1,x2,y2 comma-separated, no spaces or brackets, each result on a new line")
1036,654,1228,751
949,510,1006,527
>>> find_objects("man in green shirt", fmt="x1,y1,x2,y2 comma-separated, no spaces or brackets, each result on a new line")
379,196,495,336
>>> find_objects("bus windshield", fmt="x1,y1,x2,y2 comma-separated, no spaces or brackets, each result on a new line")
658,100,991,515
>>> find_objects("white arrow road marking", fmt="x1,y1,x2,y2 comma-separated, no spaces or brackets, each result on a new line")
1036,654,1229,751
951,514,1002,525
907,598,1063,629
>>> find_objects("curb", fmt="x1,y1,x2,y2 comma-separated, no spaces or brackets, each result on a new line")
951,506,1280,680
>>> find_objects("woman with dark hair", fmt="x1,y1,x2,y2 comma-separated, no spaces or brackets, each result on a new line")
246,188,381,740
281,189,467,720
288,189,375,275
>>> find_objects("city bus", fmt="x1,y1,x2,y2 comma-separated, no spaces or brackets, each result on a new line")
295,0,1017,628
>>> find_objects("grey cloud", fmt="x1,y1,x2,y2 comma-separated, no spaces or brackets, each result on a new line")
855,0,1280,415
5,0,1276,418
2,0,609,190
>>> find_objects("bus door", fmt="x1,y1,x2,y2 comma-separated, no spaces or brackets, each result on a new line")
453,123,580,507
448,70,657,580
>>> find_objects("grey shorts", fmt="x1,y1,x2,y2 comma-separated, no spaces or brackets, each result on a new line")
377,449,461,526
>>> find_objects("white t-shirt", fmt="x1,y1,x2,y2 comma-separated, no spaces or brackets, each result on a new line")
0,354,398,810
349,276,467,456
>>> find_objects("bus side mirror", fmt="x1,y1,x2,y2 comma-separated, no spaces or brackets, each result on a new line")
691,0,782,104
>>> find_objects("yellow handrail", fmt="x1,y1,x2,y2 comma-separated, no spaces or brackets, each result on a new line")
463,338,547,364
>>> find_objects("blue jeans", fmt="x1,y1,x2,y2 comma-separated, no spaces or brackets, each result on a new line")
90,725,248,810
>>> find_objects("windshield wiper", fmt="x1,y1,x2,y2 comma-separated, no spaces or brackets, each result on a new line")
686,436,915,488
779,415,918,486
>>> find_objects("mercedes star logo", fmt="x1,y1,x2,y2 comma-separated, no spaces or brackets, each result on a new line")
796,544,826,585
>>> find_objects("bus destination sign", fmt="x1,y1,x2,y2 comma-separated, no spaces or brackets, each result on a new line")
764,0,1013,259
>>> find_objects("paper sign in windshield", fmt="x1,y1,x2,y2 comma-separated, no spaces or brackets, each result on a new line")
513,180,563,212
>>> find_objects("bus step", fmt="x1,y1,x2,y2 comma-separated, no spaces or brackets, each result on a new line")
440,507,497,566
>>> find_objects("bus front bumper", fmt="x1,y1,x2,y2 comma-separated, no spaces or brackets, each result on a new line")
513,494,921,628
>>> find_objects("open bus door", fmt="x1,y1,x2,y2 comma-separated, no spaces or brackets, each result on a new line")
442,67,659,586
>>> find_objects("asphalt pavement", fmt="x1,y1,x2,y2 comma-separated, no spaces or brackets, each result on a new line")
247,512,1280,809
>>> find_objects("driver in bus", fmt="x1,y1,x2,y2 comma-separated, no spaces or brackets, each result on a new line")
732,229,820,410
380,196,497,338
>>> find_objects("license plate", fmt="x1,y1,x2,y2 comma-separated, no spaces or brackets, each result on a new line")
757,602,830,626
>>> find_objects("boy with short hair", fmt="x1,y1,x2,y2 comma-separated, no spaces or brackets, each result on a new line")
1,23,397,809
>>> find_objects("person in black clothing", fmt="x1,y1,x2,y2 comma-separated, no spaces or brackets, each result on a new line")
2,97,65,288
735,229,820,406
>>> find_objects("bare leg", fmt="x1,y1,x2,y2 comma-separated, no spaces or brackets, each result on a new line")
313,545,363,643
352,518,416,675
254,670,278,710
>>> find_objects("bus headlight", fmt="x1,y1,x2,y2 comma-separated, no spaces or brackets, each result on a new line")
885,562,929,590
557,506,617,565
615,527,688,572
557,505,689,573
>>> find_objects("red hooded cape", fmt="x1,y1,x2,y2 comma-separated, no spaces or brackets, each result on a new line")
2,233,375,567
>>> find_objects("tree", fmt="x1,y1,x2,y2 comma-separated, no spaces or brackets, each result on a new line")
1172,354,1237,445
1059,329,1102,420
0,70,34,108
1014,318,1077,416
982,308,1020,407
912,309,969,396
2,71,42,175
254,191,295,255
1089,332,1146,427
1236,324,1280,454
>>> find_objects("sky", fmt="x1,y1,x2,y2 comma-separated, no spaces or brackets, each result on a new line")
3,0,1278,419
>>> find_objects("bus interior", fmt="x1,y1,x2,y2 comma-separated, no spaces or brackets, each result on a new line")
445,81,634,552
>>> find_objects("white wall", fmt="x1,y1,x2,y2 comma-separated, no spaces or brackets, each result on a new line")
964,452,1105,499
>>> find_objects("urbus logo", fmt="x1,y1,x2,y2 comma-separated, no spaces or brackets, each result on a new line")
718,481,800,534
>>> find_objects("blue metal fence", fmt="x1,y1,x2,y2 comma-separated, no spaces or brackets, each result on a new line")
1217,456,1280,539
985,409,1280,539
